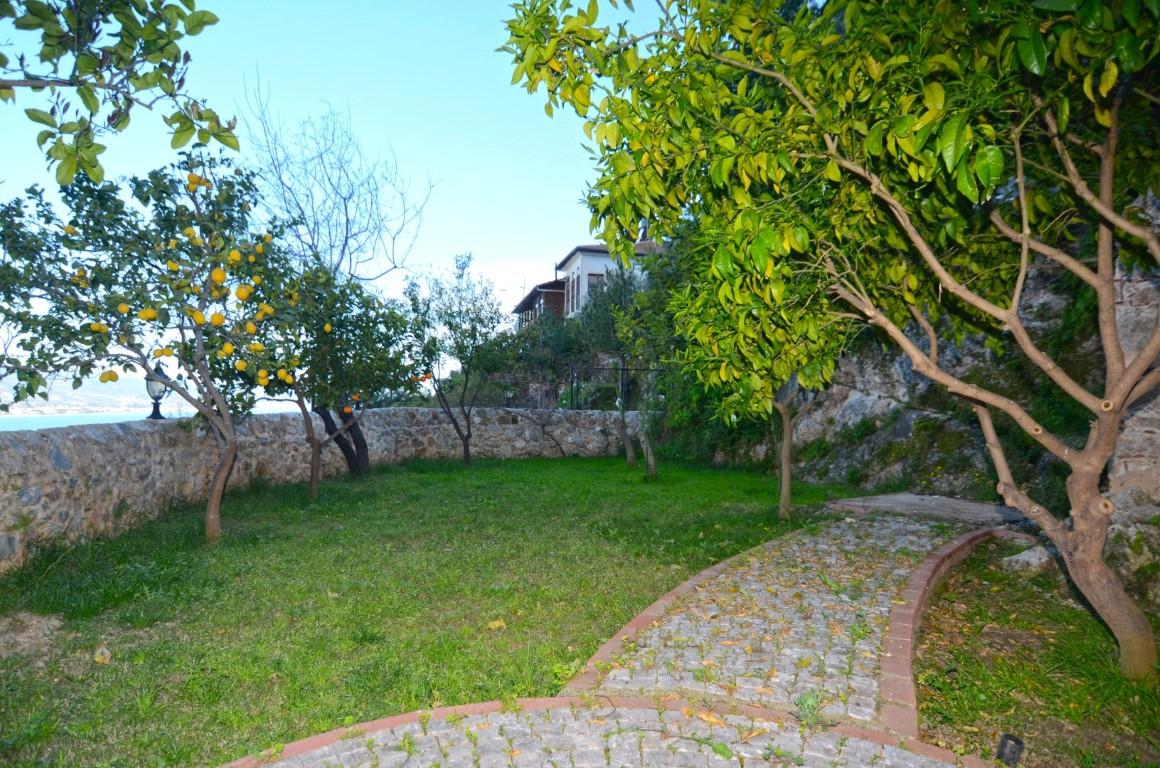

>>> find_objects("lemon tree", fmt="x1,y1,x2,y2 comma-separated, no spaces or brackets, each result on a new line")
254,265,418,497
0,154,295,543
506,0,1160,679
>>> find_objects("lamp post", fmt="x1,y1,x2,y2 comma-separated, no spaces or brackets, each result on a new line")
145,362,171,419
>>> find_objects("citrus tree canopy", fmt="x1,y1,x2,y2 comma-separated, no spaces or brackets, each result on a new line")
505,0,1159,680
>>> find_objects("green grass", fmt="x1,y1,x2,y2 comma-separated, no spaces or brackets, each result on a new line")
914,538,1160,768
0,457,850,767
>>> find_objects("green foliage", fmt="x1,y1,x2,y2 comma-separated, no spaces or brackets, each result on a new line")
1,1,235,183
407,255,508,463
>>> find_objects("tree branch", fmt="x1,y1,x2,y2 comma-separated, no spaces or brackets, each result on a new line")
907,303,938,366
706,52,817,117
1044,104,1160,265
988,210,1099,288
830,282,1081,466
972,403,1069,543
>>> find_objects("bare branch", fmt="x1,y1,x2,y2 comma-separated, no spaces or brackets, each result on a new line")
907,303,938,366
830,282,1081,466
1010,127,1032,312
972,403,1069,542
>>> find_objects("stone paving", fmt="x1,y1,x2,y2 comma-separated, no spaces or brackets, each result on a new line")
226,515,994,768
572,518,960,724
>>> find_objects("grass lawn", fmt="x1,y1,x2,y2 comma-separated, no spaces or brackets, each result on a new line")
914,537,1160,768
0,457,846,767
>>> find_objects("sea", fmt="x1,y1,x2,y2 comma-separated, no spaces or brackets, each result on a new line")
0,412,146,432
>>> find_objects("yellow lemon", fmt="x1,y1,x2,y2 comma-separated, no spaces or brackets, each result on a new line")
211,267,227,285
228,249,242,263
323,323,332,333
99,370,119,383
168,239,178,249
89,322,108,333
221,342,235,355
138,307,158,321
263,233,272,243
63,225,78,236
252,275,263,286
248,342,264,352
190,309,206,325
167,260,180,272
117,302,130,314
255,243,264,254
248,255,256,263
210,312,225,327
245,321,257,334
182,227,196,238
235,284,253,301
235,360,247,372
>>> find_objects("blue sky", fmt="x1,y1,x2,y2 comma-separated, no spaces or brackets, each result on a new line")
0,1,607,312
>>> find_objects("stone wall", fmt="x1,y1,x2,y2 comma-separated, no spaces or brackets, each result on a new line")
0,407,635,573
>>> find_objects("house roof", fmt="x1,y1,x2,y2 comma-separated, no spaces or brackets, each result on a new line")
512,278,566,314
553,241,665,272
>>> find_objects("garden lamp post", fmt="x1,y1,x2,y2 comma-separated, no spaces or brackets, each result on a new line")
145,362,171,420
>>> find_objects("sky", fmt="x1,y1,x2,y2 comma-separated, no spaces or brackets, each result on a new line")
0,1,610,312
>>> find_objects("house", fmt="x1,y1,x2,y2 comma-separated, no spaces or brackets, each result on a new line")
513,278,566,328
513,241,663,323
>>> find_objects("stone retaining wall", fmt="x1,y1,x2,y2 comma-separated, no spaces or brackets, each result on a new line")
0,407,636,572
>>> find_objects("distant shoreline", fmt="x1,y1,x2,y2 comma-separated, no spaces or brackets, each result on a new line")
0,412,145,432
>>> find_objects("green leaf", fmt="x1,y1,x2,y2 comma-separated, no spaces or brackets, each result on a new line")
55,155,78,186
213,131,240,151
973,145,1004,188
1057,95,1070,134
865,121,885,156
955,160,978,203
24,108,56,127
77,85,100,114
1031,0,1077,9
922,82,945,111
171,124,195,148
938,113,969,172
711,742,734,760
1123,0,1140,27
892,114,916,138
824,159,841,181
1016,28,1048,75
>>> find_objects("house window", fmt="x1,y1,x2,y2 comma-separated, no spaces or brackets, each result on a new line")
588,273,605,294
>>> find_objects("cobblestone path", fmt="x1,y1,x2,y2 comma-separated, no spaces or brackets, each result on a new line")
226,516,996,768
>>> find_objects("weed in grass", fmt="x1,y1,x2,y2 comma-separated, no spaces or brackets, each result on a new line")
398,732,416,756
764,744,806,765
792,689,831,730
848,613,871,644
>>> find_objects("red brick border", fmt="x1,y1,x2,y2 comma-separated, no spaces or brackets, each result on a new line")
876,527,1018,740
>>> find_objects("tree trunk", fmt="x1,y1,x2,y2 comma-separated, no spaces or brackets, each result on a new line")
1064,474,1158,681
619,409,638,466
314,406,360,477
773,400,793,521
309,440,322,499
341,410,370,477
204,440,237,544
639,428,657,481
462,437,472,467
